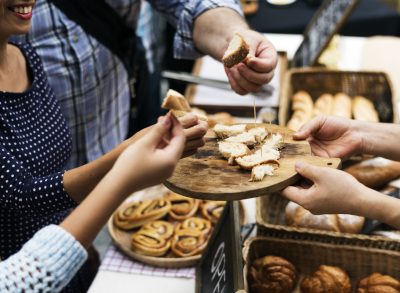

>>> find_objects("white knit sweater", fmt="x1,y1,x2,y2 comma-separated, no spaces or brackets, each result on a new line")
0,225,87,292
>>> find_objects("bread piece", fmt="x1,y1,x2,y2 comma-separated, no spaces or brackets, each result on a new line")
345,158,400,189
261,133,284,152
313,93,334,117
358,273,400,293
162,89,191,112
218,141,250,164
287,91,314,131
248,255,297,293
225,132,257,146
207,112,234,128
285,201,365,234
222,33,250,68
250,164,275,182
213,124,247,139
352,95,379,122
236,148,280,170
248,127,268,143
301,265,351,293
331,93,352,118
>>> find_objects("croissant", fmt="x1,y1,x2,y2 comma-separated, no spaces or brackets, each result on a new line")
131,221,174,256
200,201,226,224
114,199,171,230
357,273,400,293
166,193,200,221
248,255,297,293
300,265,351,293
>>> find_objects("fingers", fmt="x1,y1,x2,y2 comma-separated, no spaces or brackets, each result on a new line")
184,138,205,152
164,115,185,159
183,121,208,141
293,116,326,140
179,113,198,129
228,66,263,93
144,115,172,147
246,50,277,74
236,63,274,86
226,68,248,95
281,186,309,204
294,161,320,183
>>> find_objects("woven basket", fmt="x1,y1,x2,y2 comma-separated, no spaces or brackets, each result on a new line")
279,68,397,126
256,194,400,250
242,236,400,292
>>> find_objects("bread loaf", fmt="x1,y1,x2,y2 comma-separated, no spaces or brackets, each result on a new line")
358,273,400,293
352,96,379,122
331,93,352,118
287,91,314,131
301,265,351,293
313,93,334,117
285,201,365,234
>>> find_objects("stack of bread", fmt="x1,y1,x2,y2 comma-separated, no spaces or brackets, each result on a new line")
113,192,225,258
287,91,379,131
214,123,284,182
248,255,400,293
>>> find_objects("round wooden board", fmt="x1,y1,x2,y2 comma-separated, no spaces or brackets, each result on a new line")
165,123,341,201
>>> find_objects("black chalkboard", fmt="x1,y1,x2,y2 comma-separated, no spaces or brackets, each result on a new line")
196,201,244,293
292,0,360,67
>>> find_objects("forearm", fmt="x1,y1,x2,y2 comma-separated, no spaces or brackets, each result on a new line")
357,121,400,161
61,168,130,248
352,185,400,229
193,7,248,60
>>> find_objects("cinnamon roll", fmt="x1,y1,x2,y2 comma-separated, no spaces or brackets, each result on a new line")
131,220,174,256
200,201,226,224
171,229,209,257
166,193,200,221
174,217,212,236
114,199,171,230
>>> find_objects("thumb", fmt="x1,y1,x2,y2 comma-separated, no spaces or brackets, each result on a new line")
294,161,320,183
143,116,171,147
293,116,325,140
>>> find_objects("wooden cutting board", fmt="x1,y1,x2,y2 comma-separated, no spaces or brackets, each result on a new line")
165,124,341,201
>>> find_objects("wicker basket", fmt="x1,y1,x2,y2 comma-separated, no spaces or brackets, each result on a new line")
242,236,400,292
279,68,397,126
256,194,400,250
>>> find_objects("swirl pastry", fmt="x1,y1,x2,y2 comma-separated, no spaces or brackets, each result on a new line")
114,199,171,230
357,273,400,293
200,201,226,224
301,265,351,293
248,255,297,293
131,220,174,257
175,217,212,236
171,229,208,257
166,193,200,221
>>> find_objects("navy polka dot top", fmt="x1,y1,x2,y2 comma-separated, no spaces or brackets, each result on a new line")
0,43,76,259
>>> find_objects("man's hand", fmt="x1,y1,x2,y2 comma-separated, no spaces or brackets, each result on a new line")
225,29,277,95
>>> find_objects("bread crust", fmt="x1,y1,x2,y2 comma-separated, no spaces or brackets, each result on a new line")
222,33,250,68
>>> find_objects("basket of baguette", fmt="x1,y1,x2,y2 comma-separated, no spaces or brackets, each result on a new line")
243,236,400,293
279,68,397,130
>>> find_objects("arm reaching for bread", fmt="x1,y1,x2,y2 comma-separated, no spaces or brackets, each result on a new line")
281,162,400,229
294,115,400,161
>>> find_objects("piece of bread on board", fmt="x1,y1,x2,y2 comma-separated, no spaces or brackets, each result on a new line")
222,33,250,68
218,141,250,165
213,124,247,139
250,164,275,182
235,149,280,170
352,95,379,122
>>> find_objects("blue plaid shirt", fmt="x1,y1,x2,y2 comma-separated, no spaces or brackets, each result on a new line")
11,0,241,169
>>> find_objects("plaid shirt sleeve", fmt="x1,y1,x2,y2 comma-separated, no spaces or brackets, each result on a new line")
149,0,243,59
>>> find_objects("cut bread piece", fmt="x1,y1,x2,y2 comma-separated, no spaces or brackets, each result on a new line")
213,124,247,139
235,149,280,170
218,141,250,165
222,33,250,68
261,133,283,152
225,132,257,146
162,89,191,112
248,127,268,143
250,164,275,182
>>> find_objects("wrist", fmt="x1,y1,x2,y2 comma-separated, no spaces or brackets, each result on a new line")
351,119,370,155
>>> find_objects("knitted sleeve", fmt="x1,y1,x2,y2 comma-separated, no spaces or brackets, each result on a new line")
0,145,77,216
0,225,87,293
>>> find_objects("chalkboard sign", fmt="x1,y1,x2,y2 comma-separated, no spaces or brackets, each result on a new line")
196,201,244,293
292,0,360,67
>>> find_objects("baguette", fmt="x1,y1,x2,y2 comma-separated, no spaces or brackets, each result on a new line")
218,141,250,165
213,124,247,139
352,95,379,122
235,149,280,170
250,164,275,182
222,33,250,68
332,93,352,118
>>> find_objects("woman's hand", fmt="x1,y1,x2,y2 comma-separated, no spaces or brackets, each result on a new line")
179,113,208,157
294,115,364,159
112,114,185,192
282,162,365,215
225,29,277,95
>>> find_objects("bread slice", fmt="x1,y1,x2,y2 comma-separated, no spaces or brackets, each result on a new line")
261,133,283,152
225,132,257,146
162,89,191,112
222,33,250,68
213,124,247,139
218,141,250,165
250,164,275,182
248,127,268,143
236,148,280,170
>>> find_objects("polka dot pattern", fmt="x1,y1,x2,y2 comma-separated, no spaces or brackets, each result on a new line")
0,43,76,259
